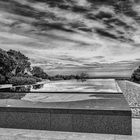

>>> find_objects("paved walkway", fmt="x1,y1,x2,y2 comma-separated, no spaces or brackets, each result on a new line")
0,119,139,140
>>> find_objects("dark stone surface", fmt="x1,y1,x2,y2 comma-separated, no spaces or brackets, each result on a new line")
0,112,9,128
0,93,132,135
0,111,51,130
0,109,132,135
72,114,132,135
51,113,73,131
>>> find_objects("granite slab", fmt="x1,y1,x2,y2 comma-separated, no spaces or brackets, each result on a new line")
0,93,132,135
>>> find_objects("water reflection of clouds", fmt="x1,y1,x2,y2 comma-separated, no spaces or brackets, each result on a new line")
30,79,119,92
21,93,107,103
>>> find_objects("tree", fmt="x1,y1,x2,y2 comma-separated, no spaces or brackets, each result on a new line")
76,72,89,81
7,49,31,74
131,66,140,83
0,48,44,85
31,66,48,79
0,48,17,76
79,72,89,79
8,76,36,86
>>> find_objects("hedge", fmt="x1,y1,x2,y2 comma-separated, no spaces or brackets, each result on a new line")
8,76,36,86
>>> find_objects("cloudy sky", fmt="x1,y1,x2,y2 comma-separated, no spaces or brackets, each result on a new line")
0,0,140,76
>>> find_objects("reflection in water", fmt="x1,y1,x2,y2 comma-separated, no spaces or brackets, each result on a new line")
0,79,120,100
0,86,31,99
0,83,45,99
0,84,44,93
21,93,107,103
11,85,32,92
32,84,44,90
0,84,43,99
12,84,44,92
0,79,120,93
0,92,27,99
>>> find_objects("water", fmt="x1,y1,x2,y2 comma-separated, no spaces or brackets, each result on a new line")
30,79,120,92
0,79,122,104
0,79,121,93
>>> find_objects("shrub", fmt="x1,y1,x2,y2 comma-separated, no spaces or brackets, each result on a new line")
131,66,140,83
31,66,49,79
16,73,42,82
8,76,36,86
0,74,5,84
33,77,42,82
5,72,14,79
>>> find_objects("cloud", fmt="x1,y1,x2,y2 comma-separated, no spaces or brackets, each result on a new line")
0,0,140,76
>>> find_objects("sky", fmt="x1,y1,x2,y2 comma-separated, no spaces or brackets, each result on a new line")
0,0,140,76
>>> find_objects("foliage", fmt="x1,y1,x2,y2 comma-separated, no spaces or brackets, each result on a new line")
31,66,48,79
0,74,5,84
16,73,42,82
5,72,15,79
33,77,42,82
0,48,89,86
8,76,36,86
131,66,140,83
48,72,89,81
77,72,89,80
0,48,41,86
0,48,17,76
7,49,31,74
11,86,31,93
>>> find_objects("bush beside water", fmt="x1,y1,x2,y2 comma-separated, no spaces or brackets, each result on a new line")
8,77,36,86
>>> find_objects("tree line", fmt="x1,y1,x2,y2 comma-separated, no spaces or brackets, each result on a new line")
0,48,88,86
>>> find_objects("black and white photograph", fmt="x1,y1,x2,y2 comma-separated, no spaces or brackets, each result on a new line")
0,0,140,139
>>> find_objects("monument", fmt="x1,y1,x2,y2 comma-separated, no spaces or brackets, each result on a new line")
0,79,132,135
0,0,137,136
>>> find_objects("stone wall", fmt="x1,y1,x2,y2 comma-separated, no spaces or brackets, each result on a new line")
0,108,132,135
